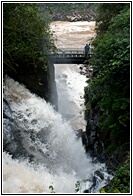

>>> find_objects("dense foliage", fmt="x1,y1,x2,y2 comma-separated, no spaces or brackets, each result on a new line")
84,3,130,193
3,3,54,74
95,3,129,35
85,3,130,155
100,153,130,193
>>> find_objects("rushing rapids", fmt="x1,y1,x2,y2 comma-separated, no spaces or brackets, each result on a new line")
3,76,112,193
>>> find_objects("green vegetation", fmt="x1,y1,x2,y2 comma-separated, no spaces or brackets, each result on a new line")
85,3,130,155
100,154,130,193
84,3,130,193
3,3,55,74
49,184,55,193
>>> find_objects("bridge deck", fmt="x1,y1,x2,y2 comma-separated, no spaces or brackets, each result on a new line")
48,48,93,64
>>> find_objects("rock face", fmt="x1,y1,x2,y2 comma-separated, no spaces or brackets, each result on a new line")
80,66,105,162
83,105,106,163
3,99,16,154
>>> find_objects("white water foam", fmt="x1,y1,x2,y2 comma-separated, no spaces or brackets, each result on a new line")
54,64,87,131
3,76,106,193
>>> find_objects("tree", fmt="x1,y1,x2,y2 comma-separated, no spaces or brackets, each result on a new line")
3,3,54,74
85,4,130,154
95,3,129,35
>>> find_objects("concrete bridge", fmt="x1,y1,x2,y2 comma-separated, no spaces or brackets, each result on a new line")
48,48,92,64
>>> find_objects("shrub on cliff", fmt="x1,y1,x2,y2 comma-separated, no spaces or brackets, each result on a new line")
100,153,130,193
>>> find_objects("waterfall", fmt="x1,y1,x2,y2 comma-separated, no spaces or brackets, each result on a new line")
3,76,112,193
54,63,87,132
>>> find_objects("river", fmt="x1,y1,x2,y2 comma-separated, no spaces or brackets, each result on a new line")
50,21,96,48
3,21,112,193
51,21,96,131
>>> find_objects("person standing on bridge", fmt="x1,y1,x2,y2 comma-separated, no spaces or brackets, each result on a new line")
84,44,90,59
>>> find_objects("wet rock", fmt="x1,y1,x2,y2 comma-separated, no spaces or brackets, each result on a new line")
75,129,83,138
3,119,13,145
80,71,84,75
90,176,97,191
94,170,104,180
3,99,15,153
4,141,17,155
3,99,12,119
81,131,88,148
83,190,90,193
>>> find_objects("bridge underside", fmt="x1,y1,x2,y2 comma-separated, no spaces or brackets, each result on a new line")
49,54,91,64
50,57,86,64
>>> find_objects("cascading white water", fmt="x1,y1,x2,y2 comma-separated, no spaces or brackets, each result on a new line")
54,63,87,131
3,76,112,193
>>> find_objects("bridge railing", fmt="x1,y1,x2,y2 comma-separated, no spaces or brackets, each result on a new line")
48,48,93,59
50,48,85,54
57,48,84,54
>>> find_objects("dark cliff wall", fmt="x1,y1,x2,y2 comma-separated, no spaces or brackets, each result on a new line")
84,85,130,175
4,60,58,109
